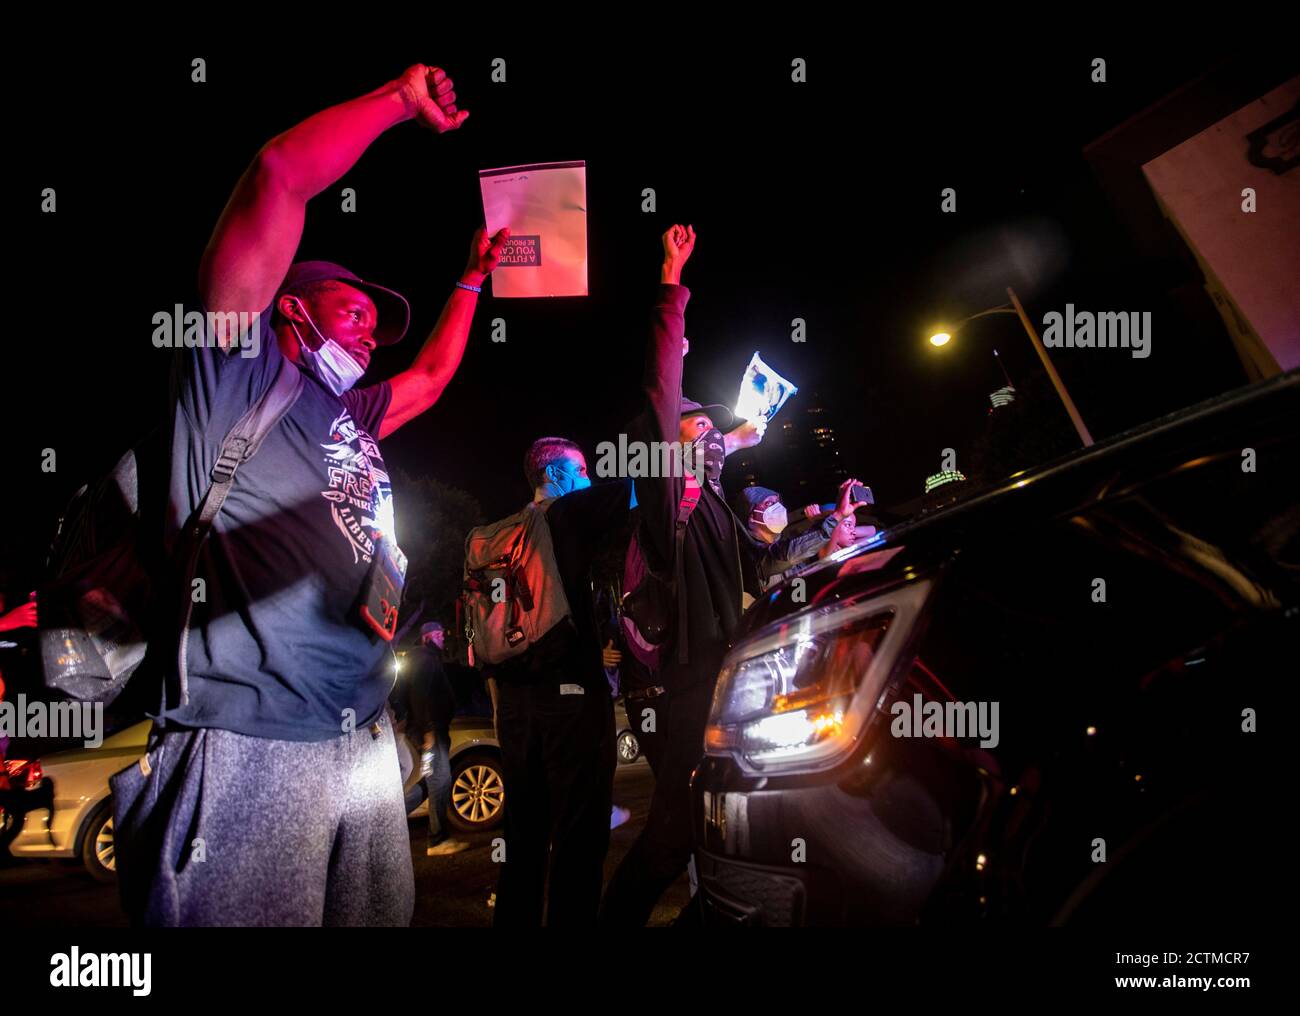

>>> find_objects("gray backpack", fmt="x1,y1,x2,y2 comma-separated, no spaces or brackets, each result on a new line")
461,500,572,668
39,357,304,707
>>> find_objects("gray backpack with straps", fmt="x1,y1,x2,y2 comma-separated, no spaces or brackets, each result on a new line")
39,357,304,707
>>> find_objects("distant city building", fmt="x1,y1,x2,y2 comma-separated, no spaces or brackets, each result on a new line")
721,394,850,504
924,469,968,493
774,395,848,497
726,448,763,491
989,385,1017,409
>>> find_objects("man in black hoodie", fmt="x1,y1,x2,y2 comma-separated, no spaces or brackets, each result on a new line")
600,226,867,925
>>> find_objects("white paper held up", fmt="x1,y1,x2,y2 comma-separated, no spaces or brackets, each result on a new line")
478,160,588,298
735,352,799,422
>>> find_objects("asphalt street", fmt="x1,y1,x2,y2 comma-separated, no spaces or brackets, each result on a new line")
0,758,688,928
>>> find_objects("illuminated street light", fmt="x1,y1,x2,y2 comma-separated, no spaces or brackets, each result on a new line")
927,286,1094,447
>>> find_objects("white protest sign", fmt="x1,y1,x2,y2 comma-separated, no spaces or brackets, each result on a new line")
735,352,799,422
478,160,588,297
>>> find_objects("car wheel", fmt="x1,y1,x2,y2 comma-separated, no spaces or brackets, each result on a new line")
447,751,505,833
617,730,641,764
80,800,117,882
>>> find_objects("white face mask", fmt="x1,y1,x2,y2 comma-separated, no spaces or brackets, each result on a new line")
755,503,788,534
289,299,365,395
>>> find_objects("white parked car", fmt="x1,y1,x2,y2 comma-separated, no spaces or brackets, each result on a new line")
402,701,640,832
5,720,150,881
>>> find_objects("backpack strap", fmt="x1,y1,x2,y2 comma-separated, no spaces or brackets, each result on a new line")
173,357,305,709
673,473,701,665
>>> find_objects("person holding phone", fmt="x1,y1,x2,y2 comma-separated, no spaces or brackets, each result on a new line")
734,478,874,594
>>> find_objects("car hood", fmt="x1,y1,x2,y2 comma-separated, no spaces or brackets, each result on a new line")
741,372,1298,637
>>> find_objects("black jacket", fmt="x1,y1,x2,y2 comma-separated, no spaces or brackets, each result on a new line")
629,285,830,688
401,645,455,739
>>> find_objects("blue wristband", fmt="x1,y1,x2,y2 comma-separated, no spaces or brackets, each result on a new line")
455,281,482,294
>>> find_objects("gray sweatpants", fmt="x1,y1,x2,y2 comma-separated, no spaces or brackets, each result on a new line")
109,711,414,927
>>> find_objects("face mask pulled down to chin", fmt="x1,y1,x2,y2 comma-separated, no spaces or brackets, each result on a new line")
290,299,366,396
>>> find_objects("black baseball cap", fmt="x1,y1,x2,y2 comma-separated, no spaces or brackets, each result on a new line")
276,261,411,345
680,396,739,433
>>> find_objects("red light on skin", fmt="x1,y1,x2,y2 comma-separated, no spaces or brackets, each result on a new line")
2,759,42,790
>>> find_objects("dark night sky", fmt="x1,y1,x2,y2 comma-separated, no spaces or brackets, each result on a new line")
9,39,1287,590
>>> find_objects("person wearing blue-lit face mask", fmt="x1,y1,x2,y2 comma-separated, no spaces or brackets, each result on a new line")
486,436,635,927
536,451,592,499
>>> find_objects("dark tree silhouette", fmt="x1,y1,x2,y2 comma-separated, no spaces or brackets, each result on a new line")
392,468,486,637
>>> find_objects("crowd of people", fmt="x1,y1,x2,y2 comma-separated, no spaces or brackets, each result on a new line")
12,64,880,927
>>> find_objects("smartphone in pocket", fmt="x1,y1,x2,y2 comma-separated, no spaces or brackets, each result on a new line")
360,532,408,641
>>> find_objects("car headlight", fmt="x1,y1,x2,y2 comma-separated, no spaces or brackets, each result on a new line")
705,578,931,775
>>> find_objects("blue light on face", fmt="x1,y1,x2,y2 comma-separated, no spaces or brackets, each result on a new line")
549,454,591,495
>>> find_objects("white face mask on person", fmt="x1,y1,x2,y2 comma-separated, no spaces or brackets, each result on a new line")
288,299,366,396
754,503,788,534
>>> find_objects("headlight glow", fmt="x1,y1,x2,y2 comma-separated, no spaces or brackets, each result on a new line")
706,578,932,774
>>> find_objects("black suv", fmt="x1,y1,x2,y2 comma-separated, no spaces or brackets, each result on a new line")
693,374,1296,926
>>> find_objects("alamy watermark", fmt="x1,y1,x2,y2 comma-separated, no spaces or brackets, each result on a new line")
890,693,999,748
50,948,151,996
594,434,706,485
0,694,104,748
151,305,261,358
1042,305,1151,359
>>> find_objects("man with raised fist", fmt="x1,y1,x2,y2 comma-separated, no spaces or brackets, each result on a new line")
601,226,851,925
110,65,505,927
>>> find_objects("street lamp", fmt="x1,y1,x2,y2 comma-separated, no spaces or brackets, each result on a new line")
928,285,1094,447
